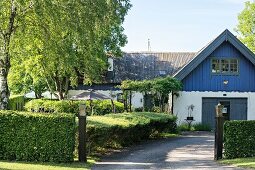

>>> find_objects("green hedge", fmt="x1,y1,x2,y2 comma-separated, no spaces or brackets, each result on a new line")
8,95,25,111
24,99,124,115
0,111,76,162
86,112,177,153
224,120,255,159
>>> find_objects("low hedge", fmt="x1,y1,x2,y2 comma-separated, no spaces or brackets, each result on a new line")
224,120,255,159
8,95,25,111
0,111,76,162
24,99,124,115
86,112,177,153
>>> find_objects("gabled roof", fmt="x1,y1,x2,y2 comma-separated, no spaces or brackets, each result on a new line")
105,52,196,83
174,29,255,80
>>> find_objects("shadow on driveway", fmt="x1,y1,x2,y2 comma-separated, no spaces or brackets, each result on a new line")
92,132,243,170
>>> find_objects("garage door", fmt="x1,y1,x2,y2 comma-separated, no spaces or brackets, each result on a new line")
202,98,247,129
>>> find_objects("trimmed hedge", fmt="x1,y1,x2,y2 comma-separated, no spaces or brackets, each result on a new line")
24,99,124,115
86,112,177,153
8,95,25,111
224,120,255,159
0,111,76,162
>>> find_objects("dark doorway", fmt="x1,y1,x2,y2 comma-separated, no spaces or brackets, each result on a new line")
202,97,247,129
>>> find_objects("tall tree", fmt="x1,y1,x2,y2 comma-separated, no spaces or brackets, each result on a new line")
1,0,131,106
0,1,32,109
236,1,255,52
8,55,47,98
22,0,131,100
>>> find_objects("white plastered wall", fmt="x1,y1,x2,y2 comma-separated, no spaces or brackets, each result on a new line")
68,90,143,108
173,91,255,124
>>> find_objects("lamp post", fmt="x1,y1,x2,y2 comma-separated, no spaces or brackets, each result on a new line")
78,104,87,162
214,103,224,160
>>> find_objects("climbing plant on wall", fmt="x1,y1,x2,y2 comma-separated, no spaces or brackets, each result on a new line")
120,76,182,112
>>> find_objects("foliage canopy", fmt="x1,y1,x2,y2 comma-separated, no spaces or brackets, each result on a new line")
236,1,255,52
1,0,131,105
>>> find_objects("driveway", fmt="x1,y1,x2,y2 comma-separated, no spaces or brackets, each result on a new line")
92,131,243,170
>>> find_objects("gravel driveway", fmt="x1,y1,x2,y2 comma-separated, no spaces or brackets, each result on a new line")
92,131,243,170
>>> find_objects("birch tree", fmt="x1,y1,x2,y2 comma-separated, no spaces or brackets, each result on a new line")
1,0,131,106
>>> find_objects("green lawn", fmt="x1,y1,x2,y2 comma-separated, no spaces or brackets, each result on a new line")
220,157,255,169
0,158,96,170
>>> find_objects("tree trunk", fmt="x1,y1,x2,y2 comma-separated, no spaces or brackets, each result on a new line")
35,92,42,99
58,91,64,100
143,92,146,112
63,77,70,98
159,94,164,112
0,1,17,109
0,40,11,110
0,68,9,109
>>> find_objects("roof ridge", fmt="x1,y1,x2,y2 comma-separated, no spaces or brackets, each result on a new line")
124,51,197,54
174,29,255,80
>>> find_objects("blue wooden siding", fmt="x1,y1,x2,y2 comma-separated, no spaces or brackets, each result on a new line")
182,42,255,92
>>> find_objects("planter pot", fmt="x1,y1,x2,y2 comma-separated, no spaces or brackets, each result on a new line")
186,116,194,120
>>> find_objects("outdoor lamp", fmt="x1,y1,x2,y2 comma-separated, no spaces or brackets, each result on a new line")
79,104,86,117
223,80,228,85
215,103,223,117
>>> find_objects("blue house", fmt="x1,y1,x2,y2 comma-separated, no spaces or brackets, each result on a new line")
173,29,255,128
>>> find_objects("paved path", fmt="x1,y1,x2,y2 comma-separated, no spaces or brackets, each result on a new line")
92,132,243,170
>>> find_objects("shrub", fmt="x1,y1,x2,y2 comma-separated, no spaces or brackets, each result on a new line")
0,111,76,162
152,106,161,113
177,123,211,132
8,95,25,111
193,123,211,131
86,112,177,153
25,99,124,115
177,123,191,131
224,120,255,159
134,107,143,112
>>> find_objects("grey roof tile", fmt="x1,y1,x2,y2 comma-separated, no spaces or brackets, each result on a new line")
106,52,196,83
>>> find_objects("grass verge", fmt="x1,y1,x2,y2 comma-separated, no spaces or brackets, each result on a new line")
219,157,255,169
0,157,96,170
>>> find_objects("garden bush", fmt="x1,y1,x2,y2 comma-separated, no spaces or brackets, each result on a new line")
8,95,25,111
192,123,211,131
0,111,76,162
25,99,124,115
177,123,211,132
134,107,143,112
224,120,255,159
86,112,177,153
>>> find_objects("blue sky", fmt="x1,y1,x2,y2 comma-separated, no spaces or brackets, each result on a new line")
122,0,249,52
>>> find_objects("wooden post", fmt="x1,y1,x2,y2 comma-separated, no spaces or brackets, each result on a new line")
123,90,128,112
89,99,93,114
78,104,87,162
129,91,132,112
214,103,224,160
111,99,115,113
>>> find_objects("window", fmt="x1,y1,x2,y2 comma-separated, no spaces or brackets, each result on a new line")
212,59,220,73
211,58,238,75
230,59,238,73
